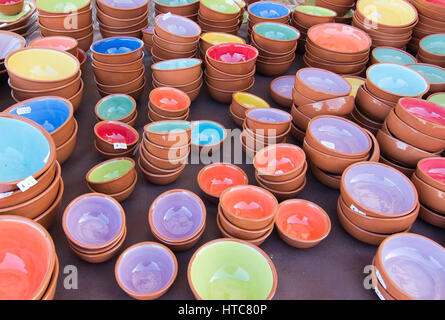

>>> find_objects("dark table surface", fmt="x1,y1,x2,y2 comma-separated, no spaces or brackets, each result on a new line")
2,32,444,300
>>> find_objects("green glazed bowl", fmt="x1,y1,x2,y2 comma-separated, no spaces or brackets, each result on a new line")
427,93,445,107
254,22,300,41
36,0,90,13
88,158,134,183
95,94,136,122
201,0,240,14
294,5,336,17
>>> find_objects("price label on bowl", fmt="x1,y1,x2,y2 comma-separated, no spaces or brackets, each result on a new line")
17,176,38,192
16,106,32,115
114,143,127,150
350,204,367,216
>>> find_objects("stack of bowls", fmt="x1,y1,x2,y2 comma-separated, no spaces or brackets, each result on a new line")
241,107,292,157
36,0,93,51
95,94,138,126
428,92,445,107
304,116,378,189
6,97,77,165
315,0,354,17
250,22,299,76
270,75,294,108
291,68,353,141
91,37,146,100
376,97,445,176
371,233,445,300
417,34,445,66
94,121,140,159
355,63,430,134
230,91,270,127
407,63,445,95
155,0,199,20
217,185,277,246
188,238,278,300
29,36,87,74
254,143,307,200
199,32,245,58
115,242,178,300
275,199,331,249
198,0,242,35
0,1,37,37
338,162,419,245
0,114,63,230
62,193,127,263
142,26,154,52
247,1,291,36
152,13,201,62
191,120,227,154
197,163,248,203
6,48,84,112
413,157,445,228
291,5,337,49
151,58,203,101
139,121,190,185
352,0,418,50
409,0,445,54
149,189,206,251
205,43,258,103
370,46,417,66
148,87,190,122
86,158,137,202
0,216,58,300
305,23,371,75
0,31,25,83
96,0,149,39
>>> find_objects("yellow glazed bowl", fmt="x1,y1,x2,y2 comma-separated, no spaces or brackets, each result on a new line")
201,32,245,45
356,0,417,27
233,92,270,109
344,76,365,98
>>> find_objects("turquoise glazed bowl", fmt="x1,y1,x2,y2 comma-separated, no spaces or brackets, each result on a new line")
95,94,136,122
372,47,416,65
191,120,226,148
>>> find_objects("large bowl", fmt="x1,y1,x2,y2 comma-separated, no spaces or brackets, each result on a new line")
187,238,277,300
355,0,418,28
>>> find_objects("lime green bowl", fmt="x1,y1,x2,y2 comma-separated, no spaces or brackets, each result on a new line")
188,239,277,300
36,0,90,13
427,92,445,107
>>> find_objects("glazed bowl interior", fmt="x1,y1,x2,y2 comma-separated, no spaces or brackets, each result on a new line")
343,162,417,215
399,98,445,126
247,107,291,124
7,97,71,133
201,32,245,45
254,144,305,176
156,0,198,5
408,64,445,85
96,122,138,144
0,32,26,59
189,240,275,299
356,0,417,27
152,58,201,70
420,34,445,56
91,37,143,55
254,22,300,41
145,120,191,133
373,47,416,65
191,121,225,146
0,216,54,300
199,164,247,197
29,36,77,52
99,0,147,9
36,0,89,12
0,116,52,183
150,87,190,110
379,233,445,299
207,43,257,63
428,93,445,106
249,1,290,19
156,13,200,37
309,117,370,155
233,92,270,108
298,68,351,96
271,76,294,99
64,195,123,247
151,190,204,241
201,0,240,14
116,243,176,295
418,158,445,185
96,95,135,120
88,158,133,183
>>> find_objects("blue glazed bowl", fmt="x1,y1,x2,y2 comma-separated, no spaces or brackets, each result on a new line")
90,37,144,64
151,58,201,70
191,120,226,148
420,34,445,57
248,1,290,19
0,114,55,192
372,47,416,65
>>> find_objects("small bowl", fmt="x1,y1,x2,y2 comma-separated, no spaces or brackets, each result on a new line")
152,30,198,53
371,47,417,65
255,161,307,192
200,0,240,20
270,75,294,108
140,141,188,170
86,158,136,194
191,120,227,150
197,163,248,203
142,138,190,160
0,0,23,15
231,92,270,118
245,107,291,136
200,32,245,53
252,22,300,53
187,238,277,300
407,63,445,93
144,120,191,147
0,31,26,60
293,5,336,28
275,199,331,248
411,172,445,215
95,94,136,122
115,242,177,300
138,158,186,185
149,189,206,243
206,43,258,75
90,36,144,64
416,157,445,192
355,84,393,122
219,184,278,231
298,95,354,118
96,0,148,19
255,56,294,76
149,87,190,117
248,1,290,22
29,35,78,56
94,121,139,154
155,13,201,43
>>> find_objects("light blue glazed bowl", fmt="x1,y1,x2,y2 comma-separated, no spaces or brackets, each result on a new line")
191,121,226,147
151,58,201,70
253,22,300,41
0,114,54,187
407,63,445,85
420,34,445,56
372,47,416,65
249,1,290,19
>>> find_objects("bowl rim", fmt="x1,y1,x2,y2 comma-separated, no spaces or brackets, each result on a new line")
151,57,202,72
293,4,337,18
206,43,258,66
114,241,178,299
200,0,241,16
37,5,92,18
90,36,144,58
36,0,91,14
217,203,273,235
86,157,135,186
247,0,290,20
201,31,245,46
155,12,201,39
186,237,278,300
371,46,417,64
154,0,199,8
252,21,300,42
148,188,206,243
96,0,148,12
416,157,445,190
94,120,140,147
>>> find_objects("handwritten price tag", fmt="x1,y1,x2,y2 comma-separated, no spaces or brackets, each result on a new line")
114,143,127,150
17,176,38,192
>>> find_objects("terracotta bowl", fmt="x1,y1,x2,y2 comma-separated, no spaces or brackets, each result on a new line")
144,120,191,147
293,5,337,28
303,53,366,75
306,38,370,64
310,163,341,189
92,53,144,71
96,5,148,27
151,57,202,85
270,75,293,108
90,37,144,64
290,104,312,131
206,43,258,75
140,141,188,170
152,71,202,92
205,71,254,91
94,120,139,154
149,86,190,117
411,172,445,215
255,161,307,192
231,91,270,118
38,8,92,30
55,118,78,164
155,0,199,16
154,12,201,43
205,55,256,79
418,203,445,228
355,84,394,122
252,22,300,53
96,71,145,94
143,138,190,160
33,177,64,230
96,0,148,19
29,35,78,56
148,105,190,121
0,0,24,15
152,32,198,53
256,56,294,76
416,157,445,193
206,77,255,104
93,64,144,86
138,158,185,185
39,22,93,39
299,95,354,118
244,107,291,136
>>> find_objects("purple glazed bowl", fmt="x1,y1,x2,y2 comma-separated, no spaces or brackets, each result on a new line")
376,233,445,300
245,107,292,135
62,193,125,250
148,189,206,243
115,242,178,300
100,0,147,8
271,75,294,99
341,162,418,218
296,68,352,100
247,108,292,123
156,13,201,38
307,116,371,157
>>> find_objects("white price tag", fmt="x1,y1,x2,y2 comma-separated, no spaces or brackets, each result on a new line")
350,204,367,216
114,142,127,150
0,191,13,199
17,176,38,192
16,106,32,115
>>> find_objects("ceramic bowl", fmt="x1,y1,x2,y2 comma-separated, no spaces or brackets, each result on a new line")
0,0,24,15
142,137,190,160
149,87,190,117
275,199,331,248
419,34,445,61
427,92,445,107
36,0,91,14
115,242,177,300
204,71,254,91
86,157,135,194
187,238,277,300
366,63,430,103
152,32,198,53
310,163,341,189
191,120,227,150
152,71,202,93
411,172,445,215
341,162,418,219
219,185,278,231
295,68,352,101
355,84,393,122
416,157,445,192
92,52,144,71
206,43,258,75
293,5,336,28
55,118,77,164
418,203,445,228
94,121,139,154
252,22,300,53
96,0,147,19
90,37,144,64
231,92,270,118
0,215,56,300
149,189,206,243
245,107,291,136
299,95,355,118
144,120,191,147
155,13,201,43
29,36,78,56
200,0,240,20
38,6,92,29
200,32,245,54
95,94,136,122
374,233,445,300
0,31,26,60
255,56,294,76
248,0,290,22
197,163,248,203
93,64,144,86
5,48,79,90
255,161,307,192
140,142,188,170
33,177,64,229
371,47,417,65
63,193,126,251
270,75,294,108
302,53,367,75
138,158,186,185
407,63,445,93
155,0,199,16
96,5,148,27
306,115,372,159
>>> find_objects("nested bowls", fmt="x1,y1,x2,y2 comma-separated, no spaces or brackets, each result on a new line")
94,120,139,158
198,0,241,34
115,241,177,300
95,94,137,125
418,34,445,66
230,91,270,127
199,32,245,57
149,87,191,120
149,189,206,251
293,5,336,29
248,1,290,32
188,238,277,300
